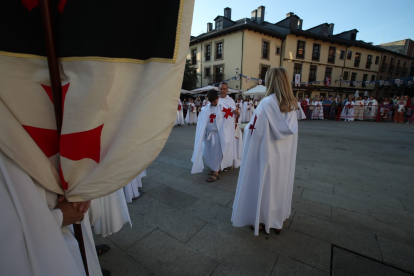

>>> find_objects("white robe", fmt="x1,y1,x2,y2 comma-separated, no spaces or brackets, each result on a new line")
185,103,198,124
0,151,102,276
340,101,355,121
311,101,323,119
354,100,365,121
124,170,146,203
242,101,254,122
174,100,184,126
232,94,298,236
191,100,235,174
364,99,378,120
92,188,131,238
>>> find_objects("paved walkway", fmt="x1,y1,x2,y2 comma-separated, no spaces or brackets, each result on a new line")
95,121,414,276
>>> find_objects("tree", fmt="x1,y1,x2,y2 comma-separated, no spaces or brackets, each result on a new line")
182,59,199,90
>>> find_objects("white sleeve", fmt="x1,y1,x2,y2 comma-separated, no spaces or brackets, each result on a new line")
50,208,63,227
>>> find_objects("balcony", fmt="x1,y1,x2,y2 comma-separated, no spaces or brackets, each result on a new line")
354,60,360,67
365,61,372,69
402,68,408,75
296,53,305,59
212,73,224,84
191,57,196,65
312,54,320,61
327,56,335,64
204,54,211,62
396,66,402,74
388,65,395,72
381,63,388,71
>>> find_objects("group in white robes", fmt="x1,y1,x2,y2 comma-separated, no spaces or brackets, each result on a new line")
242,100,254,123
364,98,378,121
185,101,198,125
124,170,146,203
0,151,102,276
340,100,355,121
311,100,323,119
236,99,244,123
232,94,299,236
174,99,184,126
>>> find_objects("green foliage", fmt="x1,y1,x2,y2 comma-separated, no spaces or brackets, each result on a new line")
182,59,199,90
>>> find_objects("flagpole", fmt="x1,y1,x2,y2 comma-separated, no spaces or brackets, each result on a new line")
39,0,89,275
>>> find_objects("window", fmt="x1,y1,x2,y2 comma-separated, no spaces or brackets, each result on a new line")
366,55,372,69
296,41,305,59
328,46,336,63
205,44,211,61
309,65,317,82
381,56,387,70
371,75,375,82
362,74,368,87
402,61,408,75
389,57,394,71
351,33,356,41
276,46,280,55
354,52,361,67
260,65,270,83
204,67,211,79
343,71,349,80
339,50,345,60
262,41,269,59
213,65,223,83
396,60,401,73
191,48,197,65
375,56,380,65
293,63,302,82
350,72,357,87
216,20,222,31
215,42,223,59
325,67,332,79
379,75,383,80
312,44,321,61
347,51,352,60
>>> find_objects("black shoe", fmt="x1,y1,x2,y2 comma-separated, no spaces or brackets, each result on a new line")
102,269,111,276
275,229,281,235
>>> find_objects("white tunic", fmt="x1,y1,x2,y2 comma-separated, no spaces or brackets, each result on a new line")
124,170,146,203
311,101,323,119
185,103,198,124
242,101,253,122
232,94,298,235
340,101,355,121
354,100,365,121
174,100,184,126
0,151,102,276
203,106,222,171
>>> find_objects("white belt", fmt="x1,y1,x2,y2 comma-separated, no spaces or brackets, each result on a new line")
205,130,217,145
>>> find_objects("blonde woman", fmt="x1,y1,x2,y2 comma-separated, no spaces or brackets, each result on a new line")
232,67,300,236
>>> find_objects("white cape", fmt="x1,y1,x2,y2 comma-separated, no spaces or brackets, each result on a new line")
185,103,198,124
174,100,185,126
232,94,298,235
124,170,146,203
0,150,101,276
191,100,235,174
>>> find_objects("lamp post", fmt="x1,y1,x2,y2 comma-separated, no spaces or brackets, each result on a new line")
235,67,241,92
339,75,343,98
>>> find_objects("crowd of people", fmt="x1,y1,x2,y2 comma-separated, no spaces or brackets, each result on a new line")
298,94,414,123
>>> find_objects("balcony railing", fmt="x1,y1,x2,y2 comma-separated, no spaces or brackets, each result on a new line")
296,53,305,59
328,56,335,63
381,63,388,70
191,57,196,65
402,68,408,75
354,60,360,67
212,73,224,84
388,65,395,72
365,61,372,69
204,55,211,62
396,66,402,74
312,54,320,61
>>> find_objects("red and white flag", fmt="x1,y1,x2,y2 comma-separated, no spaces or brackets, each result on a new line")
0,0,195,201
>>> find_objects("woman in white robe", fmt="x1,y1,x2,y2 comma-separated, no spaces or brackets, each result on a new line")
340,99,355,121
124,170,146,203
242,99,253,122
364,97,378,121
311,99,323,119
174,99,184,126
185,99,198,125
232,67,299,236
353,97,365,121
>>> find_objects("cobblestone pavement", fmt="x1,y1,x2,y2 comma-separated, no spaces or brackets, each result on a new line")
95,120,414,276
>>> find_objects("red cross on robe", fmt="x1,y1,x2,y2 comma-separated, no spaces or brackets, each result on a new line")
222,107,233,119
209,114,216,123
249,115,257,135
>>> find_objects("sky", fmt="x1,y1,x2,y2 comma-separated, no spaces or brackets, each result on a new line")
191,0,414,45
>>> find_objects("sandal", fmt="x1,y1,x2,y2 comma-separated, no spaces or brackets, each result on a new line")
95,244,110,256
222,168,228,172
208,171,218,175
206,174,219,182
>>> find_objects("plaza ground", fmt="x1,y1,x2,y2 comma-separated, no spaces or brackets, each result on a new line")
95,120,414,276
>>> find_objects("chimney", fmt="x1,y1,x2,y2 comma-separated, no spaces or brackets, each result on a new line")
251,9,257,21
297,19,303,30
286,12,295,18
207,22,213,32
224,7,231,20
257,6,265,24
328,23,334,36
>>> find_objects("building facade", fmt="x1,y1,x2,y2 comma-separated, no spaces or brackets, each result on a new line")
188,7,414,99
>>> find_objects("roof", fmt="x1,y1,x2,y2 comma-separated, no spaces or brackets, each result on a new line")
306,23,330,31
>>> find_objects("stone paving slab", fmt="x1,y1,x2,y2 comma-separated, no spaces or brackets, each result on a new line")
97,121,414,275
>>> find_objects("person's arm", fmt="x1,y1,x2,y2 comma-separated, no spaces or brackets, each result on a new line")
55,196,88,226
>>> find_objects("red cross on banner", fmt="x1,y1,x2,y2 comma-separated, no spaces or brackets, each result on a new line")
22,0,68,13
249,115,257,135
222,107,233,119
22,83,104,190
209,113,216,123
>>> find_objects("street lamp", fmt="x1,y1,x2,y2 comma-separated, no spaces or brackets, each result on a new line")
339,75,343,98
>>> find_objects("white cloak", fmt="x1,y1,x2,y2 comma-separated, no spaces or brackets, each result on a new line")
242,101,254,122
185,103,198,124
0,151,102,276
340,101,355,121
124,170,146,203
191,100,235,174
232,94,298,236
92,188,131,238
311,101,323,119
354,100,365,121
236,102,244,124
364,99,378,120
174,100,184,126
